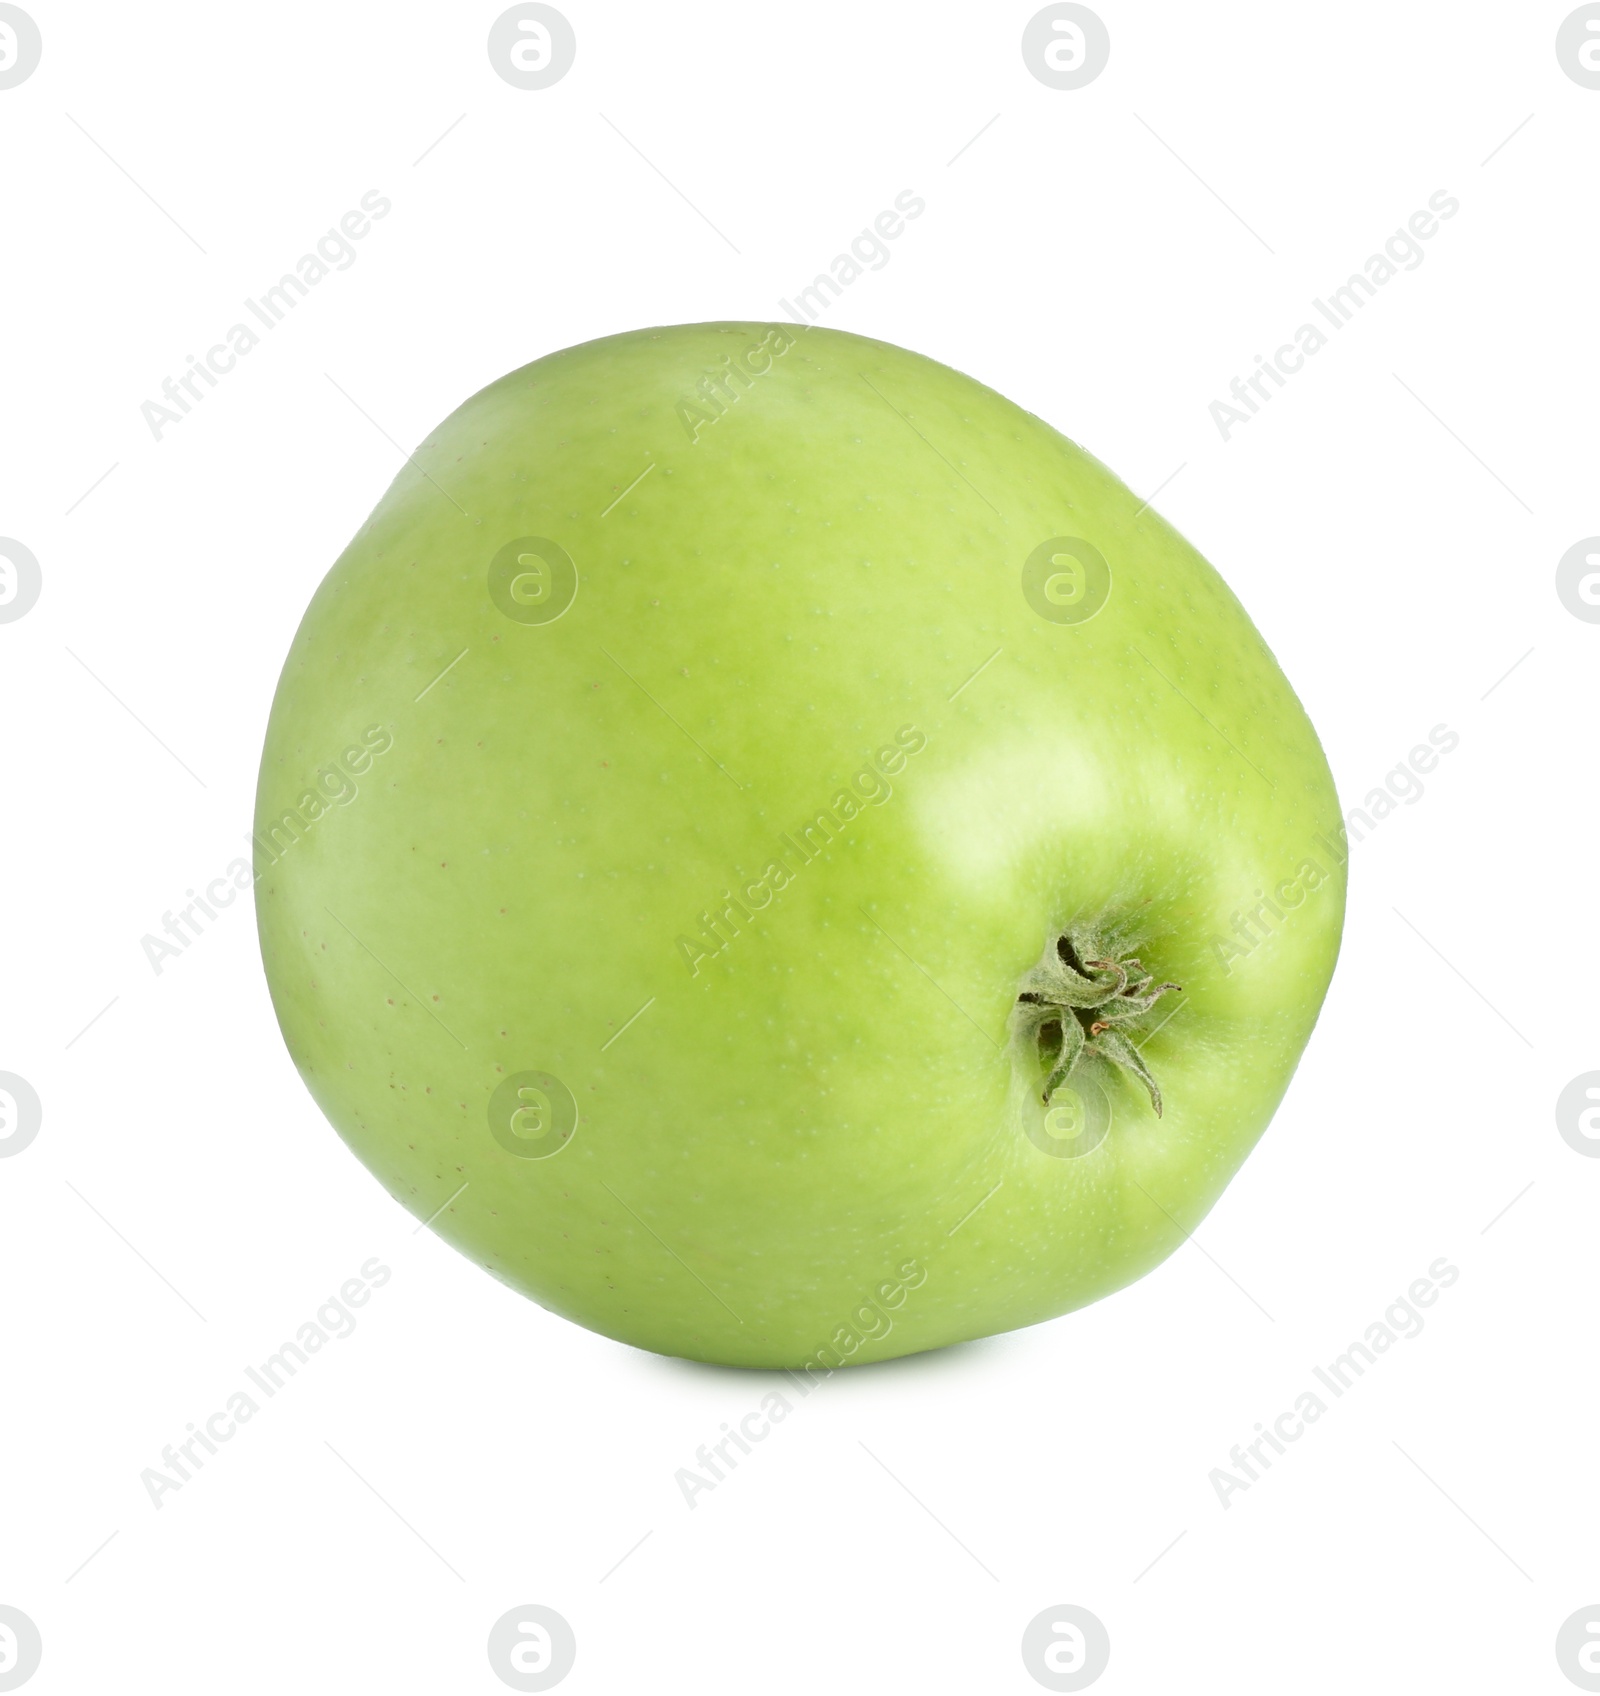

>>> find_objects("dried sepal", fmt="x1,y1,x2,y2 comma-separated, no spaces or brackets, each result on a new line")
1009,924,1182,1118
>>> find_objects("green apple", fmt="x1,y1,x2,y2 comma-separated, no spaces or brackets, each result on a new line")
255,322,1344,1369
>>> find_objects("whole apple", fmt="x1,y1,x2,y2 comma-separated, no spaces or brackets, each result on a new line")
255,323,1344,1369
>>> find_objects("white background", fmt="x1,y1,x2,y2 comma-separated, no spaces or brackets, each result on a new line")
2,2,1597,1691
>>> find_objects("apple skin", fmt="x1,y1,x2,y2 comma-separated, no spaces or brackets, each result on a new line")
255,322,1344,1369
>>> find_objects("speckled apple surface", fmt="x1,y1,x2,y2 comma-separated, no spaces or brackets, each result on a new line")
254,322,1344,1368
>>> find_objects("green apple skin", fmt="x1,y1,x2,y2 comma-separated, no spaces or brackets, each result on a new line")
255,322,1344,1369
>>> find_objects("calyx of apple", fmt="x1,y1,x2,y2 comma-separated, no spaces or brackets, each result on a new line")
1010,926,1182,1116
